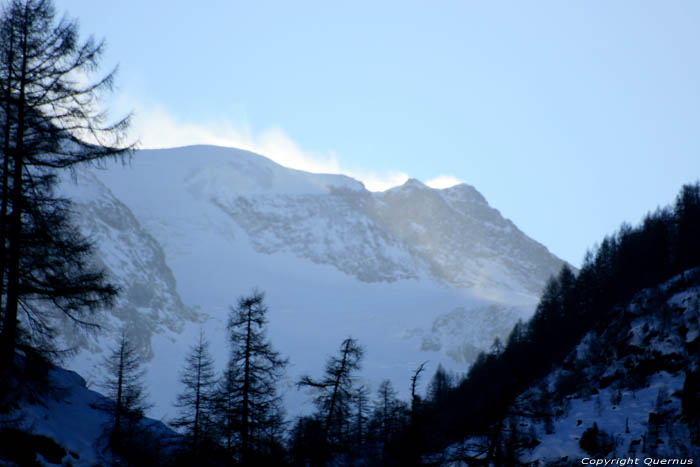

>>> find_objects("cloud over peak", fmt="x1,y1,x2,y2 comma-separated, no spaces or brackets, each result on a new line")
126,102,447,193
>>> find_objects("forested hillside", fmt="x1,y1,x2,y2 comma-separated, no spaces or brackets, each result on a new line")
414,182,700,464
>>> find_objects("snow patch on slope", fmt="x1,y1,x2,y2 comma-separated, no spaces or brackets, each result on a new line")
5,364,178,466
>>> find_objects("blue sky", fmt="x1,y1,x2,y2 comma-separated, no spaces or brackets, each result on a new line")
54,0,700,267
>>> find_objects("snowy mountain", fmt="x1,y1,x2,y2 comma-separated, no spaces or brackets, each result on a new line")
57,145,568,419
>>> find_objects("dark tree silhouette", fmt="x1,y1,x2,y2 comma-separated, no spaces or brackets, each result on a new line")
222,290,287,465
352,384,371,449
410,361,428,424
215,358,241,455
372,378,406,459
675,183,700,273
102,330,149,449
172,330,218,454
298,337,363,453
0,0,131,370
427,364,453,407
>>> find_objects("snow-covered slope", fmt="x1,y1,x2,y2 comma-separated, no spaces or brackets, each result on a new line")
55,170,199,389
526,272,700,461
1,364,178,466
443,269,700,463
57,145,567,419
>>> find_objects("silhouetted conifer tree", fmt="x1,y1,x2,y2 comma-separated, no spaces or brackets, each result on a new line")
675,183,700,272
222,290,287,465
298,337,363,455
172,330,218,455
352,384,371,451
410,361,427,424
215,359,241,455
372,378,407,462
427,364,453,407
102,330,149,450
0,0,131,370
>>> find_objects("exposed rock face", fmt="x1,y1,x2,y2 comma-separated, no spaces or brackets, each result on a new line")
373,179,564,296
58,170,198,360
183,152,567,299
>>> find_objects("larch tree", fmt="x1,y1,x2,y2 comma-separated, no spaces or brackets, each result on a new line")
172,330,218,453
222,290,287,465
405,361,429,465
0,0,131,370
410,361,427,424
352,384,371,450
102,330,149,449
298,337,363,452
215,358,241,454
372,379,407,457
427,364,453,407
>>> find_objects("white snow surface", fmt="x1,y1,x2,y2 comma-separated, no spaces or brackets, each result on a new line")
5,364,177,466
56,145,567,422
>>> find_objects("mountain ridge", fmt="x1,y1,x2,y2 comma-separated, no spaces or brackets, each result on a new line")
56,144,569,418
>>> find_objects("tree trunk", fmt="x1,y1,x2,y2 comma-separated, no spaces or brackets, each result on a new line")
242,309,252,464
324,340,349,443
113,341,124,446
0,13,28,369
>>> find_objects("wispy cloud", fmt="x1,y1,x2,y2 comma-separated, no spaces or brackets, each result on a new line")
129,106,341,173
425,174,462,189
122,101,423,192
351,170,410,192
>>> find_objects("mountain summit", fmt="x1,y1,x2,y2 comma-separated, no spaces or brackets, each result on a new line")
59,145,568,417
